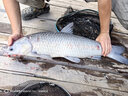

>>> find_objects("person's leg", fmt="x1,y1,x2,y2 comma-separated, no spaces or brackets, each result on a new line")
16,0,50,20
112,0,128,30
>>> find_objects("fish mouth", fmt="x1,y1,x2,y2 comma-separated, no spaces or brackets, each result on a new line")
1,45,8,50
1,46,21,57
1,45,9,56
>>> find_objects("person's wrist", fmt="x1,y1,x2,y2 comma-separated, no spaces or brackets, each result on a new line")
11,32,23,39
12,31,23,36
100,31,109,35
12,28,22,34
100,28,110,34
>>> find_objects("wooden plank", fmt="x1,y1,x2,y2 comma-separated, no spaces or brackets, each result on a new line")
0,22,12,34
49,0,98,10
0,0,128,95
0,11,57,32
0,0,127,34
0,72,128,96
0,53,128,92
0,22,47,44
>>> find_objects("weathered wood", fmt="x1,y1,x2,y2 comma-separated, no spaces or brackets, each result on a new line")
0,72,128,96
0,0,128,96
0,48,128,92
0,0,128,34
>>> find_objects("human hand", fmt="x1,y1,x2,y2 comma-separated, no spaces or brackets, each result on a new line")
7,33,23,57
96,33,112,56
8,33,23,46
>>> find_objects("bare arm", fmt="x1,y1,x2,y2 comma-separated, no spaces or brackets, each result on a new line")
96,0,112,56
3,0,23,46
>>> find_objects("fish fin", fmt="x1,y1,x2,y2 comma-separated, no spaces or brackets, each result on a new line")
111,45,125,54
39,54,52,60
107,45,128,64
64,56,81,63
61,22,73,34
30,52,52,60
90,56,101,60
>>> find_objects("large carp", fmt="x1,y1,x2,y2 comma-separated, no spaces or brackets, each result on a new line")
2,23,128,64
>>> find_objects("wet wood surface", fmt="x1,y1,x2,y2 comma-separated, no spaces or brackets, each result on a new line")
0,0,128,96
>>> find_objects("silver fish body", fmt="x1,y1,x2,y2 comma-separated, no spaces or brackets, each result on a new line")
27,32,102,58
3,31,128,64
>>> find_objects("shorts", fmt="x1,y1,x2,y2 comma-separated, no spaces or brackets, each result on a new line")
16,0,45,8
112,0,128,30
85,0,128,30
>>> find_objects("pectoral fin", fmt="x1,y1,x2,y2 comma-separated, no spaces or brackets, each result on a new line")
38,54,52,60
90,56,101,60
29,51,52,60
64,56,81,63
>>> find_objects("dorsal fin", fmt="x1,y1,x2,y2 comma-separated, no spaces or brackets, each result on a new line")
61,22,73,34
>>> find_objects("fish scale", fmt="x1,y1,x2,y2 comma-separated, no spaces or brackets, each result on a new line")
27,32,102,58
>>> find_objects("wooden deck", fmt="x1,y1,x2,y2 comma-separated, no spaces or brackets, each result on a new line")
0,0,128,96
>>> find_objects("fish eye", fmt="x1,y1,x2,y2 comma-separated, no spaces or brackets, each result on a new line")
9,48,13,51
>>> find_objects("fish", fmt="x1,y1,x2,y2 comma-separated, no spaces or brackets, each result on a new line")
2,23,128,64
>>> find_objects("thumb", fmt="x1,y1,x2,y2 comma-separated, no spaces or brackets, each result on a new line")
8,36,13,46
96,36,99,42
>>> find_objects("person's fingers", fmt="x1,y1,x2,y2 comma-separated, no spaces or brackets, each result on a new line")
11,54,21,57
96,38,104,56
102,42,106,56
108,41,112,55
8,36,13,46
105,46,107,56
110,43,112,52
8,34,23,47
107,42,110,55
101,42,103,55
106,42,111,56
105,39,111,56
7,55,10,57
104,42,108,56
12,54,17,57
96,33,111,57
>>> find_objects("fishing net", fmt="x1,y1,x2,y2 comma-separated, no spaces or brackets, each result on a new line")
56,7,113,40
7,80,71,96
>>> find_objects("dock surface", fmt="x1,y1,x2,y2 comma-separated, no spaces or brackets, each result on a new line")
0,0,128,96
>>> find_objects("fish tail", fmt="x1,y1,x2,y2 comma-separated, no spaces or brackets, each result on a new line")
107,45,128,64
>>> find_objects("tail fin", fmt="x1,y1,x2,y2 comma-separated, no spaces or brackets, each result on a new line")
107,45,128,65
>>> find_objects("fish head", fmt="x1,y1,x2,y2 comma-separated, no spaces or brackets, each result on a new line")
2,37,32,56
